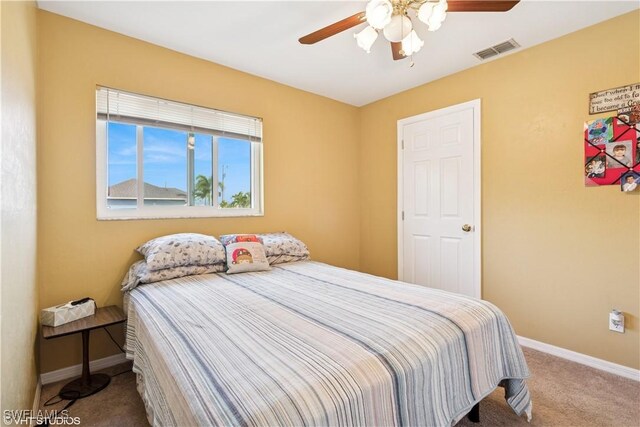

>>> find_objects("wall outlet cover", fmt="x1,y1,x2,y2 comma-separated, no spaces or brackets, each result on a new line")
609,311,625,333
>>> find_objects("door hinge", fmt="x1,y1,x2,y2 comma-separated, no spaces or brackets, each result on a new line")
401,139,404,150
402,211,405,220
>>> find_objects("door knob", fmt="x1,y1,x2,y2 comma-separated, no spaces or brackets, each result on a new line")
462,224,472,232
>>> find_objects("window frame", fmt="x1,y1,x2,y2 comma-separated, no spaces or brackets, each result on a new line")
96,119,264,221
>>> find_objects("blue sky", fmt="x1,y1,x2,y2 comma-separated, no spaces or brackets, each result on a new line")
107,122,251,202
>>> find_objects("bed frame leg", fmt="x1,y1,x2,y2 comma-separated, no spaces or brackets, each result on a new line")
467,402,480,423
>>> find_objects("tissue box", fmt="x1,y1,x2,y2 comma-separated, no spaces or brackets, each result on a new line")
41,300,96,327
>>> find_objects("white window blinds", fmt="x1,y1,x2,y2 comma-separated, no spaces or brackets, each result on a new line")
96,86,262,142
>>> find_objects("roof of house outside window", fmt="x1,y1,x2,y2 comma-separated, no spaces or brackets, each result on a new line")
108,179,187,200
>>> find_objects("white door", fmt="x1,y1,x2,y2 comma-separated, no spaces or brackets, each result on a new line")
398,101,480,298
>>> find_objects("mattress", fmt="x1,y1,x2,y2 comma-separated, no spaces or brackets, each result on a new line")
124,261,531,426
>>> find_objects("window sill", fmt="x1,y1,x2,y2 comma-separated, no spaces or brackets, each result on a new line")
97,208,264,221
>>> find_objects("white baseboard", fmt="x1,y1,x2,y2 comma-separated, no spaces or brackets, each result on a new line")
40,353,128,385
518,336,639,381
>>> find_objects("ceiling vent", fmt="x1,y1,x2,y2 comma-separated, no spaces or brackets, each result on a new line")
473,39,520,61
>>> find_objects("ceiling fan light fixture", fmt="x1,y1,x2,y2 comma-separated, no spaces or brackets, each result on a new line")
298,0,520,63
354,26,379,53
401,30,424,56
365,0,393,29
383,15,412,42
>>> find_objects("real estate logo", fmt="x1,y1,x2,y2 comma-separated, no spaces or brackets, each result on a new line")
3,409,80,425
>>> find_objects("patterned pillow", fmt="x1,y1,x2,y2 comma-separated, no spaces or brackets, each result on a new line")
136,233,226,271
219,234,263,246
225,241,271,274
267,254,310,265
257,232,310,264
121,260,225,292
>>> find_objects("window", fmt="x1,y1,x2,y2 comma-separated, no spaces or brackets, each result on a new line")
96,87,263,219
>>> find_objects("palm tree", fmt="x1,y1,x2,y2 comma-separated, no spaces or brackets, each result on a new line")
193,175,213,205
229,191,251,208
194,174,231,207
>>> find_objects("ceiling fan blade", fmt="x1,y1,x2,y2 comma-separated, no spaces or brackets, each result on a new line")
391,42,406,60
299,12,366,44
448,0,519,12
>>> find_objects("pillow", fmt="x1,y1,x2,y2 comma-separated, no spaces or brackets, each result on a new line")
267,254,310,265
219,234,262,246
121,260,225,292
224,241,271,274
257,232,310,265
136,233,226,271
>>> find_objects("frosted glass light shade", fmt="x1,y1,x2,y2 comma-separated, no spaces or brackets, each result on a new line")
436,0,449,13
383,15,412,42
354,26,379,53
426,0,448,31
366,0,393,29
401,30,424,56
417,2,435,24
429,0,448,30
427,18,443,31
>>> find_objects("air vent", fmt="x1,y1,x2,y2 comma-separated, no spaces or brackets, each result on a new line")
473,38,520,61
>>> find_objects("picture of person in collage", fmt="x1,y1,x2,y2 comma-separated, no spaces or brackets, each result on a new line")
606,141,633,168
621,172,640,192
585,155,606,179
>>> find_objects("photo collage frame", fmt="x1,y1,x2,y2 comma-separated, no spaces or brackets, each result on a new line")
584,114,640,189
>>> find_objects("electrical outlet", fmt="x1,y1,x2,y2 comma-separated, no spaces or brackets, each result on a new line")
609,309,625,333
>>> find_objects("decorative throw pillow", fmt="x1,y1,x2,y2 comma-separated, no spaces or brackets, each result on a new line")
225,241,270,274
136,233,226,271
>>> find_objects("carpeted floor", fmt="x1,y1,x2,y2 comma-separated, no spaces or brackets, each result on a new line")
39,347,639,426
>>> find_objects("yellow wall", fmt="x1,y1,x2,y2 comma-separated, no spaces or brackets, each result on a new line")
1,1,39,412
359,11,640,369
37,11,360,372
37,9,639,374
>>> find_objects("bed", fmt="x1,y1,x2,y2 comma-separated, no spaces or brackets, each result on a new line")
124,260,532,426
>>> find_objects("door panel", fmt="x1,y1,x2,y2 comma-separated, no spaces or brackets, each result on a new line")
402,106,476,297
413,161,430,216
440,156,460,218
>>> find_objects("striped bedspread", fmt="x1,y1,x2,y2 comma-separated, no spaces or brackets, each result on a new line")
125,261,531,426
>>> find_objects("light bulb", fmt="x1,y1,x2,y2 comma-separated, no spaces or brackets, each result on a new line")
365,0,393,29
354,26,378,53
383,15,412,43
401,30,424,56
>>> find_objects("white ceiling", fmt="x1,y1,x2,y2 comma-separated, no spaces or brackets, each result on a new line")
37,1,638,106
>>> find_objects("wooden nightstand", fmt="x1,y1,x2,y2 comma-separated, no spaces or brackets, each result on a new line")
42,305,126,399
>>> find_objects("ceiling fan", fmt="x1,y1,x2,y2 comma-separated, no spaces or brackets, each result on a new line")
299,0,520,62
